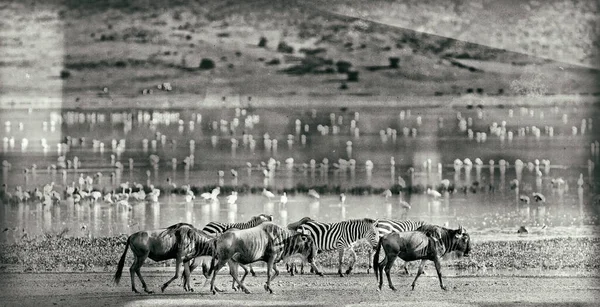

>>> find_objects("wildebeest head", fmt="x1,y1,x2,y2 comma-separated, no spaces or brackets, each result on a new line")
454,225,471,257
290,233,317,262
256,213,274,222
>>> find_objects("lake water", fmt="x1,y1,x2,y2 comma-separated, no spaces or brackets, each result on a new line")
1,102,599,242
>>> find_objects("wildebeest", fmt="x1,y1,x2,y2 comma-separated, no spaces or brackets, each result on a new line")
373,224,471,291
200,213,273,277
209,222,319,294
113,223,215,294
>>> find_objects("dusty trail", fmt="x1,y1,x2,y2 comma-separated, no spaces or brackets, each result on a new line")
0,271,598,307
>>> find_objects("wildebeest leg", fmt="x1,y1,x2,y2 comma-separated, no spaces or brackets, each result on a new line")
209,258,228,295
366,248,372,274
384,254,397,291
132,252,153,294
376,254,386,291
249,264,256,277
345,246,357,275
263,257,275,294
228,260,250,294
433,256,447,290
411,259,427,290
238,264,250,287
161,255,182,292
337,245,346,277
129,255,141,294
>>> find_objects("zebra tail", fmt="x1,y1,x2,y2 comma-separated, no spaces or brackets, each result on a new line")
373,236,383,280
114,236,130,285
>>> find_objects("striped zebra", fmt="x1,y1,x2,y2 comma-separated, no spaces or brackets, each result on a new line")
294,218,379,277
374,219,428,274
209,222,319,294
199,213,273,277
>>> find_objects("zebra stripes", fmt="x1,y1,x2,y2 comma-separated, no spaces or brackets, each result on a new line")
296,218,378,276
202,213,273,237
375,219,427,238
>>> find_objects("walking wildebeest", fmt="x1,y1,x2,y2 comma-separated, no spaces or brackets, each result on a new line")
208,222,319,294
113,223,215,294
373,224,471,291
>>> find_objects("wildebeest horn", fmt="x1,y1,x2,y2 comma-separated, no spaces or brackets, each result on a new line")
458,225,464,234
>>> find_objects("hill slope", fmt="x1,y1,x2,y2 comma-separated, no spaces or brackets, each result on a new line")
0,0,598,106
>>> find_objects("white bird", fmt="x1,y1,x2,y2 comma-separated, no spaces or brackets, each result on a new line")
339,193,346,204
262,188,275,199
226,191,238,205
90,191,102,202
426,188,442,198
519,195,531,205
532,192,546,203
399,200,412,209
308,189,320,199
280,192,288,205
382,189,392,199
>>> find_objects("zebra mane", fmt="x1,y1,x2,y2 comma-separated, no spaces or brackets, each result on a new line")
250,213,273,222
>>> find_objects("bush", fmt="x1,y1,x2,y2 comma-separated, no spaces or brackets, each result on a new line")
277,41,294,54
347,71,359,82
336,60,352,73
199,58,215,70
266,58,281,65
258,36,268,48
60,70,71,79
389,57,400,68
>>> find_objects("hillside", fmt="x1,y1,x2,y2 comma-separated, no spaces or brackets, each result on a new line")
0,0,598,107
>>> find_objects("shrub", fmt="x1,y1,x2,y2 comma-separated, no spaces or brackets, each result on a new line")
277,41,294,54
266,58,281,65
258,36,268,48
199,58,215,70
60,70,71,79
389,57,400,68
336,60,352,73
347,71,359,82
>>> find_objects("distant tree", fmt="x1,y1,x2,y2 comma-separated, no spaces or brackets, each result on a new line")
347,71,359,82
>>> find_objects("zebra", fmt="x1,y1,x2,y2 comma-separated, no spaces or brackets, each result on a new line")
374,219,428,274
293,218,379,277
199,213,273,277
209,222,319,294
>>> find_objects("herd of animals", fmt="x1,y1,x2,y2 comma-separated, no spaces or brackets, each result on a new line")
113,214,471,294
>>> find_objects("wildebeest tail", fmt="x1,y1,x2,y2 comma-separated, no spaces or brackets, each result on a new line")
113,236,130,285
373,235,383,280
207,238,218,277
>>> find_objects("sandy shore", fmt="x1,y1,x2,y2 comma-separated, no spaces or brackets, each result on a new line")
0,271,598,307
0,93,597,110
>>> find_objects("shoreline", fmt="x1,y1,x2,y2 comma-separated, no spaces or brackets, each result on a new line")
1,93,598,110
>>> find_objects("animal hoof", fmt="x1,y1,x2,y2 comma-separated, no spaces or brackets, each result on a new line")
189,288,194,292
391,287,397,292
345,269,352,275
441,286,448,291
145,290,154,294
251,272,257,277
318,272,324,277
160,286,166,293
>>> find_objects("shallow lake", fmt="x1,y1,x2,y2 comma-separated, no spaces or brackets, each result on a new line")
1,102,599,242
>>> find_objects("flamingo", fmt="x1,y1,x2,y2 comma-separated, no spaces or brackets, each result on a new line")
146,185,161,203
519,195,531,205
399,200,412,209
279,192,288,205
227,191,238,205
339,193,346,204
308,189,320,199
382,189,392,199
262,188,275,200
426,188,442,198
577,174,584,187
532,192,545,203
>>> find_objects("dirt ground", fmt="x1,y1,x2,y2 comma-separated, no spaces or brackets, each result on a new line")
0,270,598,307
